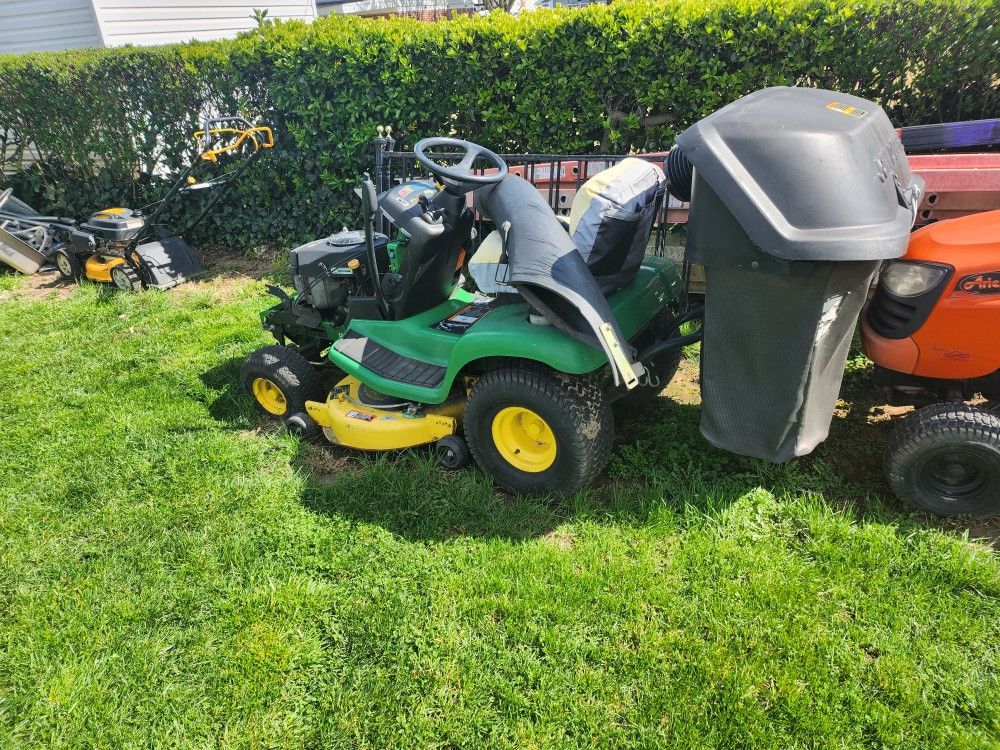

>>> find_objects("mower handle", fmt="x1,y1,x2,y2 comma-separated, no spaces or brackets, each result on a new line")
194,117,275,162
127,117,276,256
200,115,253,133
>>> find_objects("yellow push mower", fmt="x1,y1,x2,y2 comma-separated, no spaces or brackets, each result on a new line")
0,116,273,291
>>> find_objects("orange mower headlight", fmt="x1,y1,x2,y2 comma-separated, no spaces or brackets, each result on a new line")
880,260,951,298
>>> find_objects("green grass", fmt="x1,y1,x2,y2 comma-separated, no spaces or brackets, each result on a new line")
1,273,999,749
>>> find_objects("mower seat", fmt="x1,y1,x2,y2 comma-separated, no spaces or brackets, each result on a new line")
468,157,665,297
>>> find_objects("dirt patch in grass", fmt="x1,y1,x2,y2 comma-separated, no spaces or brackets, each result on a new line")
540,528,576,550
200,245,280,282
1,268,77,301
172,272,257,303
664,357,701,405
172,246,285,302
297,441,358,481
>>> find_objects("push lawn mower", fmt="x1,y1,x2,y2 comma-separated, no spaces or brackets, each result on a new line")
863,209,1000,515
245,87,963,510
0,117,273,292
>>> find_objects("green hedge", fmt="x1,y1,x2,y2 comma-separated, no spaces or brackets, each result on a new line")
1,0,998,250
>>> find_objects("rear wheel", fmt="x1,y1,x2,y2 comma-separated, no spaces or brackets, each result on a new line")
53,246,83,281
885,402,1000,516
240,345,326,419
464,362,613,496
111,263,142,292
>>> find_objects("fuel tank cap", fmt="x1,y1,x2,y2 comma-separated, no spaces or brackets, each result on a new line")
327,229,367,246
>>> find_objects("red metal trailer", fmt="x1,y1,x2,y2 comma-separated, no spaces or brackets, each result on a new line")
506,119,1000,228
509,151,1000,228
908,153,1000,225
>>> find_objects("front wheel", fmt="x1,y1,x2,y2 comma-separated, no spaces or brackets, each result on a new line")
464,362,613,496
885,402,1000,516
240,345,326,419
111,263,143,292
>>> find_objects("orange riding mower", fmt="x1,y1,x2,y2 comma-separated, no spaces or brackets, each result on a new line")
863,209,1000,515
0,116,273,291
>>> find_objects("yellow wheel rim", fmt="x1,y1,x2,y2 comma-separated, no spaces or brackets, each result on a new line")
491,406,557,473
252,377,288,416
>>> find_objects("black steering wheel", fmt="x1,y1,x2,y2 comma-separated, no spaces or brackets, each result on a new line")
414,137,508,193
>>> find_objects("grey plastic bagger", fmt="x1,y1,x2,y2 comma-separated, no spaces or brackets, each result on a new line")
675,86,924,462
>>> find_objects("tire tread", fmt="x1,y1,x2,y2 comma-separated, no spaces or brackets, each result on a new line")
885,402,1000,516
240,344,326,417
465,360,613,496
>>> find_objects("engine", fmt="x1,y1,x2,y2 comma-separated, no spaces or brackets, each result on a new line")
81,208,146,243
66,207,147,255
289,229,389,310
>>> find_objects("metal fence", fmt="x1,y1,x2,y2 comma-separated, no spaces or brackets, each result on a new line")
371,129,687,264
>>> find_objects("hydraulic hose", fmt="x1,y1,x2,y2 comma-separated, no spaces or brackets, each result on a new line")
665,145,694,203
636,304,704,363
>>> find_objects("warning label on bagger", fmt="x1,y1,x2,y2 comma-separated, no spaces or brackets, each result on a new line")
431,303,493,334
825,101,867,119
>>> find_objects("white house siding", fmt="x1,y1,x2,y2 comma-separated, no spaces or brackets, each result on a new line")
0,0,103,54
94,0,317,47
319,0,473,15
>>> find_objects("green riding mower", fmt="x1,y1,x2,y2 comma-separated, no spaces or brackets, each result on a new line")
245,87,924,500
242,138,692,495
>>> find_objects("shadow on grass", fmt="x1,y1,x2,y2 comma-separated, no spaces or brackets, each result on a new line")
290,398,838,544
201,355,258,426
199,353,1000,546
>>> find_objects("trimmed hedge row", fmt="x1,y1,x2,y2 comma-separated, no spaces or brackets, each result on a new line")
1,0,998,249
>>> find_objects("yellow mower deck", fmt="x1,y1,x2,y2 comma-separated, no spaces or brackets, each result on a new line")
305,376,464,450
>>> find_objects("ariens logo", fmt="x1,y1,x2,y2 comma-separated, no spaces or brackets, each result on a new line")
959,272,1000,294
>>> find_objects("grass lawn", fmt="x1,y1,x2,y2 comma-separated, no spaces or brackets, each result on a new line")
1,266,998,749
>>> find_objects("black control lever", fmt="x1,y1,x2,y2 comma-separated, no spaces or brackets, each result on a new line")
266,284,294,310
360,173,391,318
